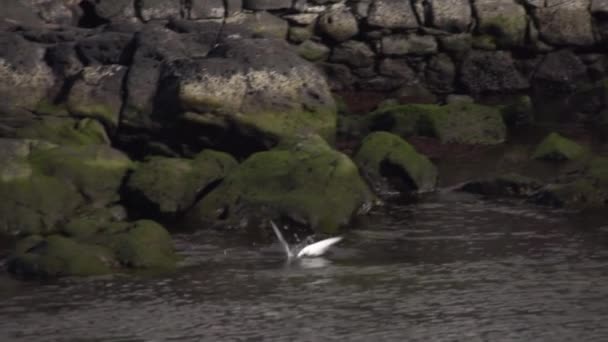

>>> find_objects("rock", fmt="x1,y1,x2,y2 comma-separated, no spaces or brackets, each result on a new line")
75,32,134,66
317,8,359,42
223,12,289,39
288,25,314,43
189,0,225,19
7,235,115,277
532,50,589,95
425,54,455,94
500,95,534,126
243,0,292,10
330,40,375,67
381,34,438,56
392,84,438,104
534,179,606,209
15,117,110,146
0,34,55,115
474,0,528,47
125,150,237,216
138,0,182,22
355,132,438,194
173,39,337,144
67,65,127,129
533,0,595,47
370,103,507,144
187,136,374,234
446,94,474,104
429,0,472,32
225,0,243,16
472,34,498,50
29,145,134,206
283,13,319,25
460,173,543,198
378,58,420,85
0,0,45,25
438,33,472,60
532,133,588,161
45,42,84,80
84,0,136,22
460,50,529,94
297,40,331,61
367,0,418,29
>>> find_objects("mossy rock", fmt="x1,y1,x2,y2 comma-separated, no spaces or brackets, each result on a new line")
28,145,134,205
15,117,110,146
101,220,177,269
370,103,507,145
188,136,374,234
354,132,437,194
460,173,543,198
125,150,238,216
500,95,534,127
588,157,608,186
61,206,129,239
0,174,83,236
532,133,587,161
534,179,607,209
8,235,116,277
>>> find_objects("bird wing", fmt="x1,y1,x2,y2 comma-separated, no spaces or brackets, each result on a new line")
270,220,294,259
297,236,343,258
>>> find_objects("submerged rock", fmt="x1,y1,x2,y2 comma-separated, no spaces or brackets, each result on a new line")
460,173,543,198
354,132,438,195
532,133,587,161
370,102,507,145
125,150,238,216
187,135,374,234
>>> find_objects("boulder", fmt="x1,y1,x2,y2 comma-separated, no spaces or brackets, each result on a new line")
190,0,225,19
474,0,528,47
83,0,136,22
223,12,289,39
532,133,588,161
317,8,359,42
425,54,455,94
429,0,472,32
367,0,418,29
533,0,595,47
125,150,238,216
460,173,543,198
67,65,127,128
381,34,438,56
75,32,135,65
297,40,331,61
459,50,529,94
370,103,508,145
330,40,375,67
187,136,375,234
355,132,438,194
138,0,182,22
15,117,111,146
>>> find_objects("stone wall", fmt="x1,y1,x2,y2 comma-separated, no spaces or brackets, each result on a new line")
4,0,608,121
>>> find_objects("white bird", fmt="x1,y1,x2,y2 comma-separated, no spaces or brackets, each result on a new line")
270,220,343,259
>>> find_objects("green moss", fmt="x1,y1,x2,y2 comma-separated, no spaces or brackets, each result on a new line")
532,133,587,161
472,34,497,50
191,136,374,234
370,103,507,145
15,117,110,146
0,174,83,236
296,40,330,62
479,14,526,47
355,132,437,193
126,150,237,215
9,235,115,277
537,179,605,209
28,145,134,205
34,100,70,117
69,103,117,128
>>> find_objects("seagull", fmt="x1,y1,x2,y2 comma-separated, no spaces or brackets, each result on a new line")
270,220,343,259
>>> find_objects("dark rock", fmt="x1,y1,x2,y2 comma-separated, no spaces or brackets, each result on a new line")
330,40,375,67
76,32,135,65
425,53,455,94
138,0,183,22
367,0,418,29
381,34,437,56
243,0,292,10
459,50,529,95
189,0,225,19
533,0,595,47
474,0,528,48
460,173,543,198
429,0,472,33
83,0,136,22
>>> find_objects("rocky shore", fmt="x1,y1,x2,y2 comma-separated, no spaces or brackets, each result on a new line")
0,0,607,278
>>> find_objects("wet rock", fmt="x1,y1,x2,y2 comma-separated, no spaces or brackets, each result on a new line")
532,133,588,161
429,0,472,33
381,34,438,56
297,40,331,61
533,0,595,47
318,8,359,42
15,117,110,146
125,150,237,216
370,103,507,145
243,0,292,10
367,0,418,29
67,65,127,129
83,0,136,22
187,135,375,234
474,0,528,48
330,40,375,67
460,173,543,198
460,50,529,94
500,95,534,127
355,131,438,195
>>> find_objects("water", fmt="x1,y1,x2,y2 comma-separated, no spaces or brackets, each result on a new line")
0,191,607,341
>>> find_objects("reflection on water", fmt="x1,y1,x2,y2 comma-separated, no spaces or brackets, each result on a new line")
1,192,608,341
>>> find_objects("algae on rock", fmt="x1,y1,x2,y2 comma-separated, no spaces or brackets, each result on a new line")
355,132,438,194
532,132,588,161
188,136,374,234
